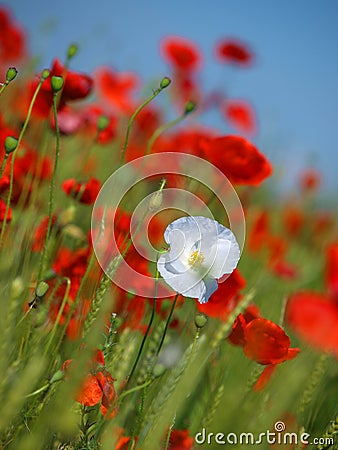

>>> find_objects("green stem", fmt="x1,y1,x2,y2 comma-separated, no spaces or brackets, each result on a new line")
156,293,178,356
118,379,152,405
0,80,10,96
126,297,157,389
0,75,46,249
119,83,166,165
0,153,9,179
164,415,176,450
145,114,186,155
43,277,71,358
126,259,160,388
37,92,61,283
24,383,50,399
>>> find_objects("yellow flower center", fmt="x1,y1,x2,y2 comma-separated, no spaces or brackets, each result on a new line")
188,250,204,269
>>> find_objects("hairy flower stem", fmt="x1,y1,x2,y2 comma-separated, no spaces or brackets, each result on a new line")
145,104,195,155
156,293,178,356
0,153,9,179
0,74,47,249
126,298,157,389
43,277,71,358
119,77,170,165
37,92,61,284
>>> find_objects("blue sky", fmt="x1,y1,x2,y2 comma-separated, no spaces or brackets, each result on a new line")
7,0,338,193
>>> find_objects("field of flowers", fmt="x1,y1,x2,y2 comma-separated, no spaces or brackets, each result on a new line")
0,6,337,450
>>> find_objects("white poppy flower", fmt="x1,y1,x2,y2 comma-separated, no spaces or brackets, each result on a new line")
157,216,240,304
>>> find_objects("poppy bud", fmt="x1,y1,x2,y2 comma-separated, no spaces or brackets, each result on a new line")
148,191,163,212
97,115,110,132
184,100,197,115
41,69,50,80
35,281,49,298
6,67,18,82
160,77,171,89
194,313,208,329
51,75,64,93
67,43,78,60
50,370,65,384
4,136,18,154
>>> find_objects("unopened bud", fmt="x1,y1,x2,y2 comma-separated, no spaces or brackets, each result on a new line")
35,281,49,298
6,67,18,82
51,75,64,93
160,77,171,89
4,136,18,154
41,69,50,80
194,313,208,329
184,100,197,115
97,115,110,131
148,191,163,212
50,370,65,384
67,43,78,59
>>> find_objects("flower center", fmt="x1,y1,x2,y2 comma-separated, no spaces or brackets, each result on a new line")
188,250,204,269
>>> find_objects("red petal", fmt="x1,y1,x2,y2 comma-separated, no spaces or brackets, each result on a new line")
286,291,338,357
76,374,102,406
243,318,297,365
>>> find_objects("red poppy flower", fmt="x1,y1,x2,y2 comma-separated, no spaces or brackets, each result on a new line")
168,429,194,449
283,206,304,237
197,269,246,320
82,104,117,144
0,198,12,222
243,318,300,365
94,67,139,113
2,148,52,204
221,100,257,135
32,215,57,252
247,210,270,254
31,59,93,118
227,305,260,346
200,135,272,185
0,7,26,63
62,351,118,418
253,364,277,392
286,291,338,358
161,36,202,72
299,169,321,192
62,177,101,204
326,242,338,299
215,38,253,66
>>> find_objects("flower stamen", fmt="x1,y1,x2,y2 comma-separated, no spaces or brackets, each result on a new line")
188,250,204,269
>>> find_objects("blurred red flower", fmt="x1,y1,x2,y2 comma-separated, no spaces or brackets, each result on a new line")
0,7,26,64
221,100,257,135
326,242,338,300
94,67,139,113
299,168,321,192
31,59,93,118
200,135,272,185
62,350,118,418
161,36,202,72
215,38,253,66
0,198,11,222
286,291,338,358
197,269,246,320
62,177,101,204
168,429,194,449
